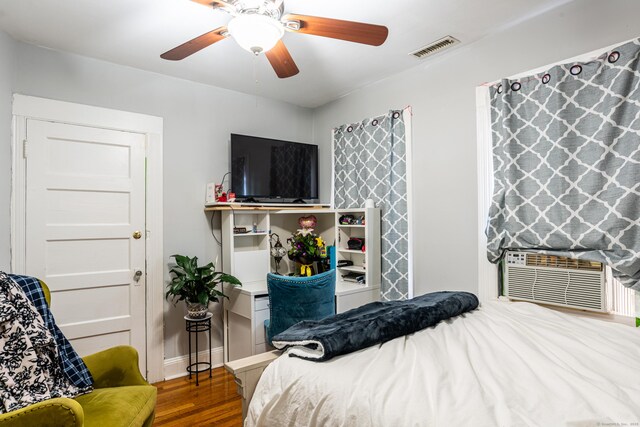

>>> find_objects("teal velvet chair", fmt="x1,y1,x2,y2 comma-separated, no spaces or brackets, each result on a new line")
0,281,156,427
265,270,336,344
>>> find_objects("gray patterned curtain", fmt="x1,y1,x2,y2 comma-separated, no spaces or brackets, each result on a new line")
334,110,409,300
487,38,640,291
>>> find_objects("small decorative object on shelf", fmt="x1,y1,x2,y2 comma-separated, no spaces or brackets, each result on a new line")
339,214,365,225
269,233,287,274
166,254,242,319
298,215,317,229
214,183,224,201
339,214,354,225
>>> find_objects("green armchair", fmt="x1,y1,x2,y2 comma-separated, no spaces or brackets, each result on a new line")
0,282,156,427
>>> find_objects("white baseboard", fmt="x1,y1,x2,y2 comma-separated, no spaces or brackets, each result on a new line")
163,346,225,381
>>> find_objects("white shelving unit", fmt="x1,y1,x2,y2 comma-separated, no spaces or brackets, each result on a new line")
220,211,272,362
222,211,270,286
216,205,381,362
335,207,381,305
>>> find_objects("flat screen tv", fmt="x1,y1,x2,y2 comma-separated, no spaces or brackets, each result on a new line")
230,134,319,202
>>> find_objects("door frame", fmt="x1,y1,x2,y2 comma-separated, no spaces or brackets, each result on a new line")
10,94,165,383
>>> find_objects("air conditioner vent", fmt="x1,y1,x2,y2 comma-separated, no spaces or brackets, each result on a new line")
410,36,460,59
525,253,602,271
504,251,606,312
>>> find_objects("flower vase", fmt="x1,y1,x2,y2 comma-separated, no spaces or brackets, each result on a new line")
288,254,314,276
297,261,315,277
298,263,315,277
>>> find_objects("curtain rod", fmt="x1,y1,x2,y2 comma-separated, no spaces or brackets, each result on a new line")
478,37,635,87
332,106,412,131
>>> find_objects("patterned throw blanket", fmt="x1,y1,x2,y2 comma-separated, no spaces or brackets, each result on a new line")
0,272,91,413
272,291,479,361
10,275,93,390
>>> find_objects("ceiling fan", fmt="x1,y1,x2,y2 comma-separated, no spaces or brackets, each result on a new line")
161,0,389,79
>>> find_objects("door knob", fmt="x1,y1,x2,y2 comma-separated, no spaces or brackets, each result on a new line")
133,231,142,240
134,270,143,282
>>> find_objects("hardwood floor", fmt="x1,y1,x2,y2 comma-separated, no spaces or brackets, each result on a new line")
153,367,243,427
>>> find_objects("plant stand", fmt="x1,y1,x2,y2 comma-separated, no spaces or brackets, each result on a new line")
184,312,213,386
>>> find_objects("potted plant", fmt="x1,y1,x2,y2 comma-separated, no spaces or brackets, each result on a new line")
166,254,241,319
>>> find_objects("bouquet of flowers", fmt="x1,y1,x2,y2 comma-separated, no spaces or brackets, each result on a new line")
287,228,326,267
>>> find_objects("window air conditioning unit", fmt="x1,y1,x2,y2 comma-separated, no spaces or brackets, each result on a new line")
504,251,606,312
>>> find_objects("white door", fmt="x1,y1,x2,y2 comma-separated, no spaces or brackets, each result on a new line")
24,119,147,374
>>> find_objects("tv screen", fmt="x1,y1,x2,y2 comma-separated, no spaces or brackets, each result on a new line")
230,134,319,201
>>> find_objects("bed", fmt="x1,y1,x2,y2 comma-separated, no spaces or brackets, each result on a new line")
246,301,640,426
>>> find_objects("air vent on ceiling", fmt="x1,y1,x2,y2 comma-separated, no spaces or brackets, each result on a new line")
410,36,460,59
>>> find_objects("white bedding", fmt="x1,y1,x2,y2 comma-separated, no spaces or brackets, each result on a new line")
247,301,640,427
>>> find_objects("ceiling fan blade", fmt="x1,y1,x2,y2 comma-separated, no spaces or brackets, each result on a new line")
284,14,388,46
265,40,300,79
191,0,231,8
160,27,228,61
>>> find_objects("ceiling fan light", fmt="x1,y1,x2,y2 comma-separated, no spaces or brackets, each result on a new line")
228,14,284,55
238,0,263,9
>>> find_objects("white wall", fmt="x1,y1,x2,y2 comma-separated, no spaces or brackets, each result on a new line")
2,35,314,360
313,0,640,297
0,32,15,271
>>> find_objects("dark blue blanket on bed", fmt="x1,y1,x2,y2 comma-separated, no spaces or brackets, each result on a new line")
271,291,479,361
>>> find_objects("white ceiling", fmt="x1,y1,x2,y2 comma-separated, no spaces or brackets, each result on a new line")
0,0,568,108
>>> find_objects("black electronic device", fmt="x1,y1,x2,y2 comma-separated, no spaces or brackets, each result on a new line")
337,260,354,267
233,227,249,234
230,134,319,202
